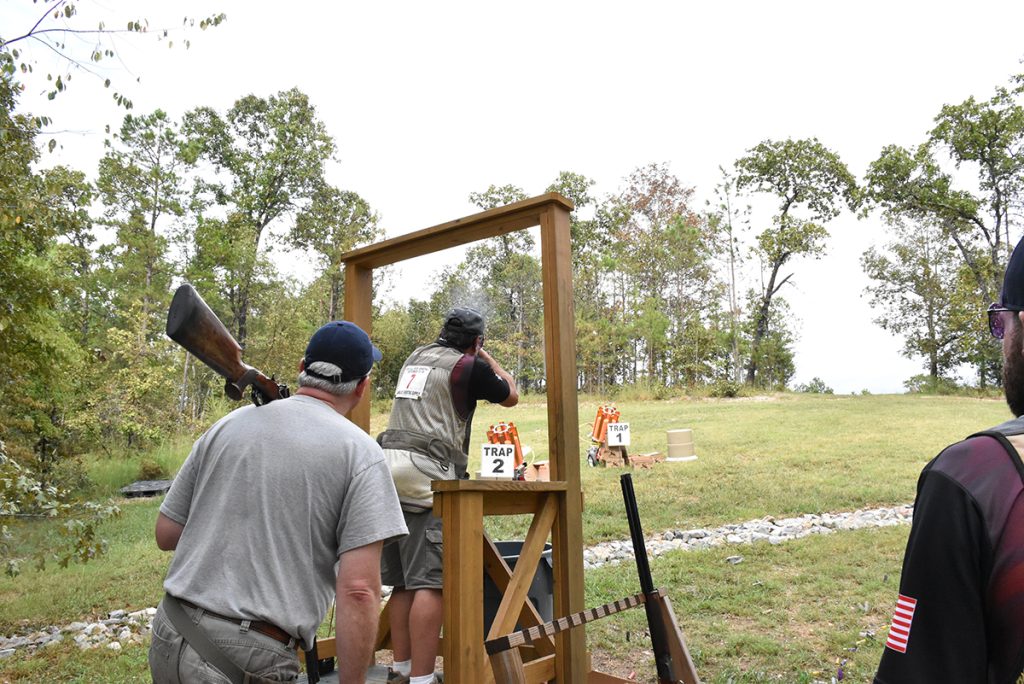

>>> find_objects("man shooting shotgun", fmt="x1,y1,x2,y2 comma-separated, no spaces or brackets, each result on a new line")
151,284,408,684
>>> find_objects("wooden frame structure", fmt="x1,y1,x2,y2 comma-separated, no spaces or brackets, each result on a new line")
333,194,630,683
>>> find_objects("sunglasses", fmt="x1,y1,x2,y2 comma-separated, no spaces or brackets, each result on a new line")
989,303,1020,339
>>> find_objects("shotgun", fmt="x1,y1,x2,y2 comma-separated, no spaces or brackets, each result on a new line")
165,283,290,405
621,473,679,684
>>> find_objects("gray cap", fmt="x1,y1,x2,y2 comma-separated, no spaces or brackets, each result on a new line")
443,307,485,336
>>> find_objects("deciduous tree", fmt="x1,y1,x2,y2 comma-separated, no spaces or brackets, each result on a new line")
862,219,965,379
465,184,545,389
0,1,224,119
863,81,1024,382
182,88,335,347
290,186,380,320
735,138,858,386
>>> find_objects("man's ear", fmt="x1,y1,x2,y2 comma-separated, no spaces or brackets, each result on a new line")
354,375,370,399
298,358,306,372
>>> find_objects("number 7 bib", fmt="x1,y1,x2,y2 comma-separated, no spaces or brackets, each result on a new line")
395,365,432,399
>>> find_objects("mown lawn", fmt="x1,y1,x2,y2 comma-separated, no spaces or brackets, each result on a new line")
0,392,1010,682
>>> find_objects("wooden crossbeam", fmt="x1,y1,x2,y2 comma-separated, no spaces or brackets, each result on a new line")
485,591,654,655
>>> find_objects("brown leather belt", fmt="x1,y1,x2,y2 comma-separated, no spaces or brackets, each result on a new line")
178,597,293,645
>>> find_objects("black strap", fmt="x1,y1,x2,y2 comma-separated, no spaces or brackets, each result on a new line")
304,637,320,684
967,430,1024,483
162,594,262,684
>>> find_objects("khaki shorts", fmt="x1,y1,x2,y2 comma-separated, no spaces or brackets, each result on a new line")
381,509,443,590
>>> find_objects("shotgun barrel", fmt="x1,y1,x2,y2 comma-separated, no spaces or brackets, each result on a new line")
621,473,678,684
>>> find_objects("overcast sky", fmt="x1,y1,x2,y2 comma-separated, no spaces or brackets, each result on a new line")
7,0,1024,393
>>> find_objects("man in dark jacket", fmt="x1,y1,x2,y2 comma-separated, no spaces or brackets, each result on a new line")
875,235,1024,684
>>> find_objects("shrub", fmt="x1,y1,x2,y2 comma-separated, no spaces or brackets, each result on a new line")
1,439,120,577
795,377,834,394
903,374,960,395
709,380,742,398
137,459,168,481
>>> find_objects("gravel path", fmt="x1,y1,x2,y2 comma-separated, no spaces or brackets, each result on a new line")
0,504,913,658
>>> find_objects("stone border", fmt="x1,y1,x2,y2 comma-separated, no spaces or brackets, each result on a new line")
0,505,913,658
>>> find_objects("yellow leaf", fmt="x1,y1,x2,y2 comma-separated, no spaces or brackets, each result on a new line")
15,216,21,224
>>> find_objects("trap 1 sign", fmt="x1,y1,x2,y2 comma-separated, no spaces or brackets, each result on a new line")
606,422,630,446
482,443,516,478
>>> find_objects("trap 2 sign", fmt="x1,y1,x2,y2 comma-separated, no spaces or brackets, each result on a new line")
606,422,630,446
482,443,516,478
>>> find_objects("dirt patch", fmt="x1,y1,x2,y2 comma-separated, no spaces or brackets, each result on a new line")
589,647,654,683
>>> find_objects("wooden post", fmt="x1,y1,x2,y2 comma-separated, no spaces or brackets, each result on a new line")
342,262,374,429
489,648,528,684
437,489,485,682
540,203,587,683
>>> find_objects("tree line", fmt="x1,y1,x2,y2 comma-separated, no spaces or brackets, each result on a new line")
3,58,1024,493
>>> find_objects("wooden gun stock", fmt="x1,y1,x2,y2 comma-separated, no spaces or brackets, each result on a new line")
166,284,288,404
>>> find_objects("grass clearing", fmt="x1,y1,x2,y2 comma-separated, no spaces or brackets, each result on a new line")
0,393,1009,681
585,526,906,683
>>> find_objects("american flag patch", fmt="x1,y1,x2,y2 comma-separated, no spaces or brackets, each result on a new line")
885,594,917,653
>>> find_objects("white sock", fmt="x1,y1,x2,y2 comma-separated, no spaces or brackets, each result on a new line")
409,675,435,684
393,660,411,676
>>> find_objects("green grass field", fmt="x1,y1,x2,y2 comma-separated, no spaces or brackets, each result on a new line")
0,393,1010,682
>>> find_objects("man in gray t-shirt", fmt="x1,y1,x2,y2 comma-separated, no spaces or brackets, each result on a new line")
149,321,407,684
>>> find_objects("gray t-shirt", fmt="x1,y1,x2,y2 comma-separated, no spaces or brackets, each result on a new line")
160,394,407,646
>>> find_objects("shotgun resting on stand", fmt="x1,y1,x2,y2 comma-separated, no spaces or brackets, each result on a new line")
165,283,290,406
622,473,702,684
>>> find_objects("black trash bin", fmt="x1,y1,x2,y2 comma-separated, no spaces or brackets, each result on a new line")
483,540,553,635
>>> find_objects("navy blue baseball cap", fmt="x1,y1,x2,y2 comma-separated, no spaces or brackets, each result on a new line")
304,321,381,382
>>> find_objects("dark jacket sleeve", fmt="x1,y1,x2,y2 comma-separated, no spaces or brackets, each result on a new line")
874,467,989,683
469,355,510,404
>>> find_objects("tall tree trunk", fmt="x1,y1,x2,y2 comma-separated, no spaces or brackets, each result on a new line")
178,351,191,417
329,273,342,321
746,254,790,386
237,285,250,349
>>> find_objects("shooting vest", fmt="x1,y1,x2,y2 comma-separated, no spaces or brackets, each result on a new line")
378,343,470,510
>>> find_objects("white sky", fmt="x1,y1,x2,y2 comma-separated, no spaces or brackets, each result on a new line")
7,0,1024,394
